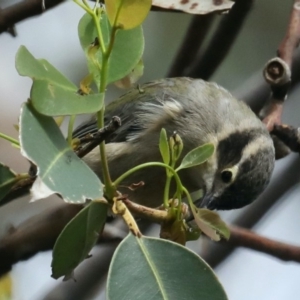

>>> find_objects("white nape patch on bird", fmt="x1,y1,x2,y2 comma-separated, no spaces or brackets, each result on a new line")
240,135,274,164
126,98,183,141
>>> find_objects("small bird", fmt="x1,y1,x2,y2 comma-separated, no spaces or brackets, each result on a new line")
73,78,275,210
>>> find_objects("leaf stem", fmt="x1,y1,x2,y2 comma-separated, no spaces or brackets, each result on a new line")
0,132,20,146
114,162,183,191
67,115,76,147
163,175,172,208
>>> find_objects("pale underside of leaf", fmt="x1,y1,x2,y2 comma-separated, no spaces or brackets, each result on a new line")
152,0,234,14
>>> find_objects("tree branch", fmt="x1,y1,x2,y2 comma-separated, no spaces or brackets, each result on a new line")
167,14,214,77
261,0,300,131
186,0,254,80
0,203,82,277
0,0,65,35
272,124,300,154
228,226,300,263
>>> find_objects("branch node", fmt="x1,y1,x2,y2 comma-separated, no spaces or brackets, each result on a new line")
263,57,291,86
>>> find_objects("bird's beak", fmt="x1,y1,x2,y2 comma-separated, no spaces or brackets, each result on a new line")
199,193,218,210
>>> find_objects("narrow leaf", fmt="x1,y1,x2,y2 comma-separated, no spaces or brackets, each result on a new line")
106,0,151,30
0,163,17,202
51,201,108,280
107,234,228,300
177,143,214,171
20,102,102,203
159,128,170,165
30,79,103,116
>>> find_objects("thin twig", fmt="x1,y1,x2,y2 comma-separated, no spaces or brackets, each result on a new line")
228,226,300,263
186,0,254,80
0,0,65,36
272,124,300,153
76,116,121,158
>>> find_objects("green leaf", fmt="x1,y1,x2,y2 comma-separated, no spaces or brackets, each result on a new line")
191,206,230,241
177,143,214,171
0,163,17,202
30,79,103,116
19,102,102,203
15,46,76,89
107,234,228,300
114,59,144,88
159,128,170,165
51,201,108,280
185,223,202,242
78,13,144,87
106,0,151,30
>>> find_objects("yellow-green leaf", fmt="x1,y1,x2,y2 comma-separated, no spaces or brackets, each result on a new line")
106,0,152,30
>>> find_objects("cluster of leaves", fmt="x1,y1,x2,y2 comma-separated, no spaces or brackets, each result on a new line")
0,1,231,299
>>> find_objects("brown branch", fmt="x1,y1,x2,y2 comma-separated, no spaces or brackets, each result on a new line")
167,15,214,77
0,0,65,36
0,0,233,37
272,124,300,153
228,226,300,263
278,1,300,66
186,0,254,80
0,202,81,277
261,0,300,131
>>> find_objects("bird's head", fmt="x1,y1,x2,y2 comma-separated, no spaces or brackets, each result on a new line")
197,129,275,210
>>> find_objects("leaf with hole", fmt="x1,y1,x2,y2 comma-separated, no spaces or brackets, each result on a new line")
191,206,230,241
20,102,102,203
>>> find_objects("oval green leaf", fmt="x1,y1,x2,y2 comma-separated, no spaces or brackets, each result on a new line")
20,102,102,203
107,234,228,300
30,79,103,116
15,46,76,89
106,0,151,30
177,143,214,171
51,201,108,280
78,13,144,86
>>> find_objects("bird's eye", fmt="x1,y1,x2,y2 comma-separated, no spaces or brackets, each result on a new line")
221,170,233,183
221,165,239,184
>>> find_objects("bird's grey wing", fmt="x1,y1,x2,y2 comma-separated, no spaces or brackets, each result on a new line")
73,79,177,143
